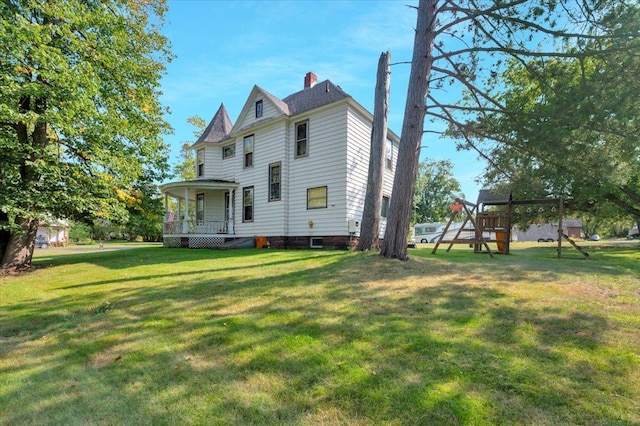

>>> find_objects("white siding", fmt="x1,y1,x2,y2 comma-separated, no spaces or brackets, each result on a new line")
201,190,226,221
221,139,240,181
180,97,398,241
233,122,288,236
345,107,373,235
201,145,222,180
236,96,284,132
287,105,349,236
344,107,398,238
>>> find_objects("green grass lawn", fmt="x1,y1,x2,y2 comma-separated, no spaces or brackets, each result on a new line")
1,241,639,425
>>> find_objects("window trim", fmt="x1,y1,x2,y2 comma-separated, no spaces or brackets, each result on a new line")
255,100,263,118
307,186,327,210
310,237,323,249
243,134,254,168
197,148,205,177
242,186,254,223
222,144,235,159
268,162,281,202
295,120,309,158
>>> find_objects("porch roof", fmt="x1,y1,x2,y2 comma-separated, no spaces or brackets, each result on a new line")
160,179,238,200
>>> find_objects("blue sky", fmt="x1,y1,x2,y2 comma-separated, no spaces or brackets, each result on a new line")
159,0,484,198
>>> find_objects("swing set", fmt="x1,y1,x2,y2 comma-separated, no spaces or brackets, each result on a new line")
432,190,589,259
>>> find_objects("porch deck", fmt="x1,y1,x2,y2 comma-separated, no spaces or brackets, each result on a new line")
163,220,241,248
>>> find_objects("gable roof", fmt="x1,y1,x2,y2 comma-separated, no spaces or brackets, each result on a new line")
230,85,290,135
214,76,394,141
259,86,290,116
283,80,350,116
194,103,233,145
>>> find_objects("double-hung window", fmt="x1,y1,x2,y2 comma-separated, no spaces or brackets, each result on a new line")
269,162,281,201
244,135,254,168
386,140,393,170
243,186,254,222
197,148,205,177
295,120,308,158
255,100,263,118
307,186,327,209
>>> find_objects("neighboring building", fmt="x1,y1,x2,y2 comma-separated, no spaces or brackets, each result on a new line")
512,218,582,242
160,72,400,249
36,217,69,247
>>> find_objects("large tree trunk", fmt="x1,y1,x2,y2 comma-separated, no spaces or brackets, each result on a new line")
380,0,437,260
1,216,38,272
357,51,390,251
0,211,10,263
0,95,48,273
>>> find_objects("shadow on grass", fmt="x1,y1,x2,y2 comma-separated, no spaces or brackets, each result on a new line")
1,247,638,424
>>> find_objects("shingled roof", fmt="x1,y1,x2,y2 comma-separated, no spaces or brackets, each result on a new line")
283,80,350,116
477,189,512,206
258,86,290,116
195,103,233,144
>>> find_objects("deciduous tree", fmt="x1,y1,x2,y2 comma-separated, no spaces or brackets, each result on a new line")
172,116,205,181
0,0,172,271
413,159,462,224
460,20,640,229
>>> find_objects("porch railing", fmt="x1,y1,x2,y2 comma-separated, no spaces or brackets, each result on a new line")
163,220,233,235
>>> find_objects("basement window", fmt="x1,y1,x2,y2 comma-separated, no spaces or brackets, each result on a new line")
310,237,323,248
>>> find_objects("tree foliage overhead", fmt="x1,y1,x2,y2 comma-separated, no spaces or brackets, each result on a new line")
459,41,640,223
0,0,173,270
439,1,640,217
381,0,640,260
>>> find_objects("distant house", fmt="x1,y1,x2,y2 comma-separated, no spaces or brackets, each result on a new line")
36,217,69,247
160,72,399,249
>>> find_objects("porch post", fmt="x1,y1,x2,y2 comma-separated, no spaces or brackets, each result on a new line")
177,197,182,230
228,189,234,234
183,187,190,233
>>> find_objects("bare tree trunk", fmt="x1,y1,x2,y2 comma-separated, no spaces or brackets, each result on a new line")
380,0,437,260
357,51,390,251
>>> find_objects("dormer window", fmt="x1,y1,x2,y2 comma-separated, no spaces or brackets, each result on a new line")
197,148,205,177
255,100,263,118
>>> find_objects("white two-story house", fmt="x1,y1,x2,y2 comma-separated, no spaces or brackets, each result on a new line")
160,72,399,249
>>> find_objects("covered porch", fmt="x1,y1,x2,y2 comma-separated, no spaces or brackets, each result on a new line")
160,179,238,248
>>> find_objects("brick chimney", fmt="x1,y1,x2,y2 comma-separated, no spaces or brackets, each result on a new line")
304,72,317,89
